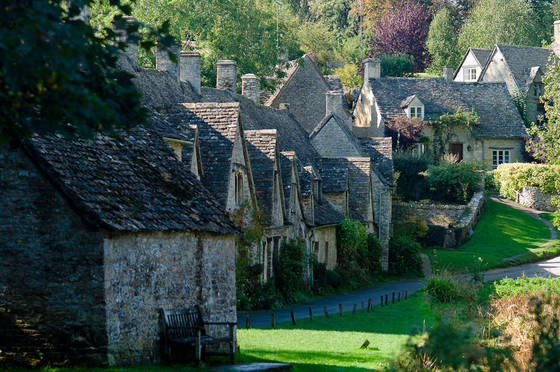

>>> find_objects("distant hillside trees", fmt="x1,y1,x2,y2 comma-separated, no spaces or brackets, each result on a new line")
369,1,431,71
426,7,460,73
457,0,541,51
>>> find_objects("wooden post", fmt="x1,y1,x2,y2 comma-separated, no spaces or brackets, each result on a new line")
385,294,388,305
353,304,357,313
392,292,395,304
406,290,408,299
290,311,296,325
309,307,313,321
361,301,365,311
339,304,343,316
398,292,401,302
380,296,384,307
368,298,373,312
271,313,276,328
324,306,329,318
246,315,251,329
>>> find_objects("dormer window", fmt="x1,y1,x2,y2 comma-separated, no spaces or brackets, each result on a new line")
533,83,544,98
409,106,423,119
464,67,477,82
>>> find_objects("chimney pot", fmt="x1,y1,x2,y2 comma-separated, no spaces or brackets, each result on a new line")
364,58,381,80
156,42,180,81
216,60,237,92
180,51,201,95
443,66,454,81
241,74,259,103
112,16,139,68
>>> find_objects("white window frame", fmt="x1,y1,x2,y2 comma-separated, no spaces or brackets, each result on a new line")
409,106,423,119
465,67,477,82
492,150,510,168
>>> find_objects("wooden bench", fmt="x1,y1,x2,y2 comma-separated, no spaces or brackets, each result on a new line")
159,306,236,364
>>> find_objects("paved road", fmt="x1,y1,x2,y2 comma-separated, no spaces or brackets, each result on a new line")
237,255,560,328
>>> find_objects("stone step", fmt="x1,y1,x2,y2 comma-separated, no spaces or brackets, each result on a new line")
210,362,293,371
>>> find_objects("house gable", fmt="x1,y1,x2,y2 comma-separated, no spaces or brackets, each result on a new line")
310,114,362,158
454,48,491,82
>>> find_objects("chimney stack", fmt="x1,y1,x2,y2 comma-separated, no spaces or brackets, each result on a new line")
180,51,201,95
216,60,237,92
326,90,351,128
555,20,560,43
156,42,180,81
443,66,454,82
364,58,381,80
241,74,259,103
112,16,139,68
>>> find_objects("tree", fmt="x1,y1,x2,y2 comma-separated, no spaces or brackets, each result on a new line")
528,56,560,164
129,0,300,89
310,0,359,41
297,20,338,64
358,0,401,27
426,7,460,73
457,0,540,51
0,0,171,142
526,0,558,43
369,1,431,71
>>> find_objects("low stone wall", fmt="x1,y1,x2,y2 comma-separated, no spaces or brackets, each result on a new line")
454,192,485,247
516,186,556,212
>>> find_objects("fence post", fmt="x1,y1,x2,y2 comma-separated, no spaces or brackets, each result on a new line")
290,311,296,325
368,298,373,312
361,301,365,311
339,304,343,317
353,304,357,313
309,307,313,321
380,296,384,307
392,292,395,304
385,294,388,305
271,313,276,328
398,292,401,302
324,306,329,318
246,315,251,329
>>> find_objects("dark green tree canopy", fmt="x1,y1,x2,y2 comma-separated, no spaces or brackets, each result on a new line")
0,0,172,142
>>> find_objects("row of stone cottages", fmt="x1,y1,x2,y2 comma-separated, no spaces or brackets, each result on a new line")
0,18,394,366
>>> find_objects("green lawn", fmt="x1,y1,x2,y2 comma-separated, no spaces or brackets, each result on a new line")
540,212,559,232
425,199,553,273
237,294,435,371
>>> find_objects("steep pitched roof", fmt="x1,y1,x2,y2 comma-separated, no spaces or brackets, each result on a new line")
471,48,492,67
309,113,359,148
317,158,348,193
180,102,241,206
314,201,344,226
483,44,553,91
245,129,279,219
264,54,332,133
368,77,527,138
25,127,236,234
359,137,394,185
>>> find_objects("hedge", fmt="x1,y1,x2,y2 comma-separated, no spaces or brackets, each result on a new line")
492,163,560,200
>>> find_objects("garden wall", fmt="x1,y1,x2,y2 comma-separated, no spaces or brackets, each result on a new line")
516,186,556,212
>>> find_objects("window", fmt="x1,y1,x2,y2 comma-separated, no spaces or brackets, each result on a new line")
465,67,477,81
313,241,319,255
234,173,243,204
492,150,510,168
324,242,329,267
410,106,423,119
533,83,544,98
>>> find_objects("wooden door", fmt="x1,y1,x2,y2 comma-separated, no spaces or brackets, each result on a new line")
450,143,463,162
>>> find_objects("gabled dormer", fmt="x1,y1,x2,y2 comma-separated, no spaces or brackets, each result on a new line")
401,95,424,119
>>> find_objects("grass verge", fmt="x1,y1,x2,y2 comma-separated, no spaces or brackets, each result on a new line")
424,199,552,273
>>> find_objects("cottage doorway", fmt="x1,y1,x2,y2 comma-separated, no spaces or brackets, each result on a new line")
449,143,463,162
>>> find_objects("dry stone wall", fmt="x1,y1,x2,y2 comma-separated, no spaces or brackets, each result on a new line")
516,186,556,212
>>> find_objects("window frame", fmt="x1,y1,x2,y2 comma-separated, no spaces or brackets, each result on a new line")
409,106,423,119
492,150,511,168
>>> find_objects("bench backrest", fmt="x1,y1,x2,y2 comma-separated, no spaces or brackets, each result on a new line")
160,305,205,339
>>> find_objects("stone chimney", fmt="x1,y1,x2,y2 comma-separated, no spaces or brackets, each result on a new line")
216,60,237,92
156,42,180,81
112,16,139,68
443,66,454,82
241,74,259,103
364,58,381,80
326,90,351,128
555,20,560,43
180,51,201,95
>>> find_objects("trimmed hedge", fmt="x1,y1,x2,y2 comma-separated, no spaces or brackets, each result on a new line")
492,163,560,200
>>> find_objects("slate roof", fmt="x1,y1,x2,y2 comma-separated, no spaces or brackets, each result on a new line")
26,127,236,234
368,77,527,138
245,129,278,219
359,137,394,185
486,44,553,91
314,200,344,226
179,102,241,206
471,48,492,67
309,113,360,153
317,158,348,193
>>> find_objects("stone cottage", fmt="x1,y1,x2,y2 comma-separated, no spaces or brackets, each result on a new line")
354,58,527,168
0,127,238,366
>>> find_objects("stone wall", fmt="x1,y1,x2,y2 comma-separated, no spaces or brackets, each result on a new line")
454,192,485,246
371,174,391,271
0,145,107,367
312,226,337,270
103,231,236,366
311,117,362,158
516,186,556,212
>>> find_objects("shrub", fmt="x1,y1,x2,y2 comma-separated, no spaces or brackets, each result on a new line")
334,64,362,89
427,161,482,204
326,269,343,288
312,259,327,289
492,163,560,200
360,234,384,274
275,239,305,302
423,225,448,247
389,235,422,274
380,53,414,77
425,271,461,302
393,150,431,200
386,117,426,151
